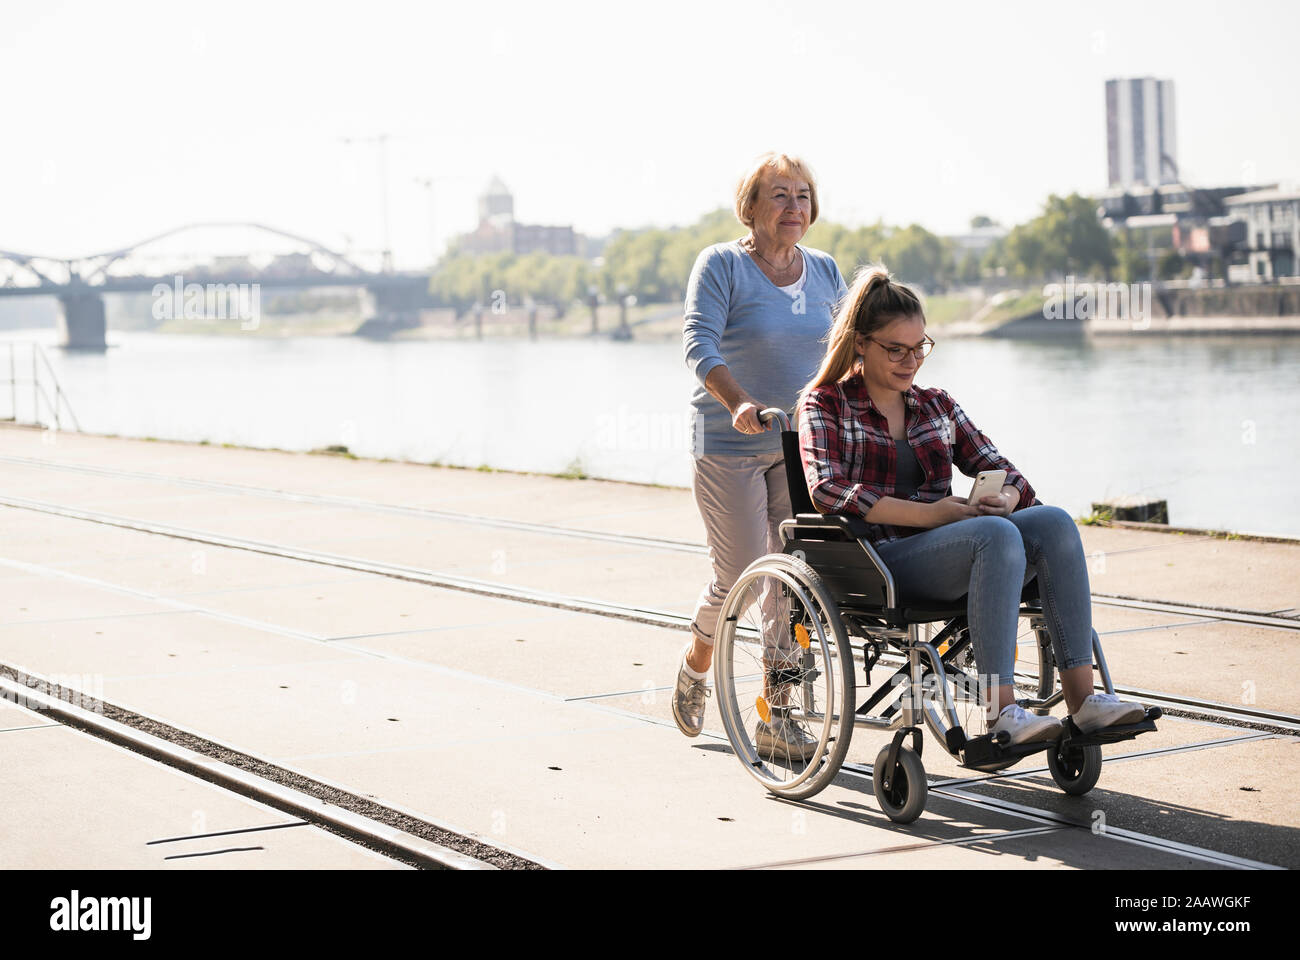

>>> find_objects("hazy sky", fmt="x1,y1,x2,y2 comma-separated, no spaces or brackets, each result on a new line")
3,0,1297,270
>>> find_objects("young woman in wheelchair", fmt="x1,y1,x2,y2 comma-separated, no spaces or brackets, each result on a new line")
795,265,1146,747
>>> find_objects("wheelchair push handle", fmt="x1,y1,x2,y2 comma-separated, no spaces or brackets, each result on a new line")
758,408,791,432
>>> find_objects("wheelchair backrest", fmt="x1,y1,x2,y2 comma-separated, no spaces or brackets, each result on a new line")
781,429,816,515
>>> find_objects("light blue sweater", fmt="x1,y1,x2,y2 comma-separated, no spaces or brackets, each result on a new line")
683,240,847,456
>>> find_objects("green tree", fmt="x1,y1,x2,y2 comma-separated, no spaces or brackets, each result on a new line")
1114,229,1151,284
1003,222,1046,278
427,193,1121,311
996,194,1115,281
1033,193,1116,279
808,220,887,284
880,224,951,292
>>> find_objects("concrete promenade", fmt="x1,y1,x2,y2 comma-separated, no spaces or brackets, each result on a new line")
1,423,1296,869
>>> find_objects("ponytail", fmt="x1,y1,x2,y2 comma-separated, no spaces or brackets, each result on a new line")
798,263,924,411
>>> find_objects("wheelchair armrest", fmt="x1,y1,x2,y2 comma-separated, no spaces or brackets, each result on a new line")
780,512,897,613
789,512,871,542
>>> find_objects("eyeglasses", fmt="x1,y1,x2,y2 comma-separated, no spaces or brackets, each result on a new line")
867,336,935,363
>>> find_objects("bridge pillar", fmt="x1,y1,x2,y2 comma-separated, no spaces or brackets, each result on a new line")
57,292,107,350
354,283,424,339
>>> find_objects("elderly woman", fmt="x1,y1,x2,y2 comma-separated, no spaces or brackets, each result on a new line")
675,152,847,757
797,265,1145,745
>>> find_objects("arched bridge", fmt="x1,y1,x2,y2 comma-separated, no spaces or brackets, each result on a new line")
0,223,435,348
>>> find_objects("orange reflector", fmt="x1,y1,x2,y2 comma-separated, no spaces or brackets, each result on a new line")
756,696,771,724
794,623,811,649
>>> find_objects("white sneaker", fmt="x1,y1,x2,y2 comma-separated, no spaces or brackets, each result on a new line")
991,704,1063,746
1071,693,1145,734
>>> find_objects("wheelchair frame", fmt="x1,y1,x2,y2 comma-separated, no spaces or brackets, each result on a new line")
711,409,1161,823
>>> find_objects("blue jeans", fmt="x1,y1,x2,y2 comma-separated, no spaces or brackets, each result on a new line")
875,505,1096,693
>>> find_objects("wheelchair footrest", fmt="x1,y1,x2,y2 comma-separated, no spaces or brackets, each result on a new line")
944,726,967,754
960,731,1051,767
1059,707,1161,747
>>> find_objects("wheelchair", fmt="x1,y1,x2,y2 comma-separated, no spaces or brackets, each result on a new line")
712,409,1161,823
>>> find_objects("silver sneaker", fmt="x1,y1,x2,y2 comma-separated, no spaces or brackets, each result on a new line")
755,714,820,761
672,643,710,737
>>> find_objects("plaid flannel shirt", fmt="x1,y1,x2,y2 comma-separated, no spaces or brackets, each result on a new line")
797,371,1036,545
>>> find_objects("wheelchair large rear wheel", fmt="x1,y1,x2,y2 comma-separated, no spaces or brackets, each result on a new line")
714,553,855,801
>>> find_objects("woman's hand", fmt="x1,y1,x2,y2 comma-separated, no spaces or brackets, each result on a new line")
731,400,771,435
928,495,979,527
975,486,1019,517
703,368,770,435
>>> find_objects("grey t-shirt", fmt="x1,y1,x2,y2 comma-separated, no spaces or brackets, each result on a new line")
894,436,924,500
683,240,847,456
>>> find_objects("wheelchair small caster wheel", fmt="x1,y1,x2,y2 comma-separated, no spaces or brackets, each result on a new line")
1048,741,1102,795
873,744,927,824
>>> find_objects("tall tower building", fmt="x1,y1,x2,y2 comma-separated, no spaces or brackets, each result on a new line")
1106,77,1177,188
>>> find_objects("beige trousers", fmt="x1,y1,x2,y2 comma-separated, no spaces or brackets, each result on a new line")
688,451,793,645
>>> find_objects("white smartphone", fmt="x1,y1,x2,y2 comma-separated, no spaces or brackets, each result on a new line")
966,469,1007,506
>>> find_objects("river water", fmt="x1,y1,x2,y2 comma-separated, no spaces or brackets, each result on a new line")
8,327,1298,538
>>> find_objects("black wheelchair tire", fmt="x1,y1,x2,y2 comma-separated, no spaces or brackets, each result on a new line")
872,744,928,824
1047,741,1102,795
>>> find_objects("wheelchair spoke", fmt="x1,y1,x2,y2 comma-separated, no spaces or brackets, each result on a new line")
714,555,855,799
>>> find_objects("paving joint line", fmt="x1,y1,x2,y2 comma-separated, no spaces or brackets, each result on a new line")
147,820,310,845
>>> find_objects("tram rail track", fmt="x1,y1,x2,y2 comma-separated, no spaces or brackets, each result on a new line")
2,491,1297,735
0,663,548,871
1,452,1296,629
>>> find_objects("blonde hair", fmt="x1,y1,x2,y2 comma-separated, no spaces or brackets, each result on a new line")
798,264,925,411
734,152,819,228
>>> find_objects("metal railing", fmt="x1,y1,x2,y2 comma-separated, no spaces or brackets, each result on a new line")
1159,275,1300,289
1,340,82,432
